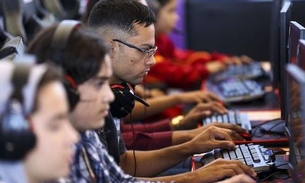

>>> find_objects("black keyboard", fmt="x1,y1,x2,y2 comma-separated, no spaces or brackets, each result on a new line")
207,79,265,103
200,144,274,172
211,62,264,82
203,110,251,131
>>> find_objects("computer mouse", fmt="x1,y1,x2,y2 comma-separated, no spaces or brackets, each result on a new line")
238,132,252,141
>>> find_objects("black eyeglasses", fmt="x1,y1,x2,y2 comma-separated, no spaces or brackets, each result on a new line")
113,39,157,57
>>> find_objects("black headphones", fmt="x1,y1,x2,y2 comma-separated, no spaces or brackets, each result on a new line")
0,61,47,161
51,20,81,111
110,82,149,118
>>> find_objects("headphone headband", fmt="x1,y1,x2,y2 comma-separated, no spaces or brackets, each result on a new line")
0,60,47,116
50,20,81,111
51,20,81,51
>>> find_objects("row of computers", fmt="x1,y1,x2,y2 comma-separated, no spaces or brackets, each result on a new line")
204,0,298,132
198,0,305,181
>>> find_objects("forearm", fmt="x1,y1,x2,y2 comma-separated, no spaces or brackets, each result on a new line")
120,143,193,177
138,172,195,183
172,130,193,145
130,95,180,120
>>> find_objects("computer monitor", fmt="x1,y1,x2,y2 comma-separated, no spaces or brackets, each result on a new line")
285,63,305,183
269,0,283,89
279,1,292,120
288,21,305,64
297,39,305,70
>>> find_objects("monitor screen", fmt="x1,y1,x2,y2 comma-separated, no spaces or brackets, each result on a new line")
286,64,305,183
279,1,292,120
289,21,305,65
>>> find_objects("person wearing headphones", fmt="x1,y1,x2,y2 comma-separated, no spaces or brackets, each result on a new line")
0,60,78,183
144,0,252,89
85,0,256,182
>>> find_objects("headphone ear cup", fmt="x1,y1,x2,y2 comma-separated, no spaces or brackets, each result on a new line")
0,103,36,160
63,81,80,111
110,84,135,118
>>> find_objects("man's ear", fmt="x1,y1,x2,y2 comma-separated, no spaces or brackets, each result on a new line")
108,40,116,59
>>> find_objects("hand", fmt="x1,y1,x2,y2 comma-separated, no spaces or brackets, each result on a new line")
188,126,236,153
178,102,228,129
206,61,227,74
191,159,256,183
176,90,223,104
189,123,248,141
224,55,252,66
216,174,256,183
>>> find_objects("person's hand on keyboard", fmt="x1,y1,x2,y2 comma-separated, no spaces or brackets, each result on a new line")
223,55,253,66
174,103,228,130
206,61,227,74
188,123,247,141
207,123,247,141
187,126,235,153
175,90,223,104
191,159,256,183
216,174,256,183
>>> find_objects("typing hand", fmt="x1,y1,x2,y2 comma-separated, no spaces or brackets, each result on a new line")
188,126,235,153
176,90,223,104
216,174,256,183
224,55,253,66
190,123,247,141
178,103,228,130
191,159,256,183
206,61,227,74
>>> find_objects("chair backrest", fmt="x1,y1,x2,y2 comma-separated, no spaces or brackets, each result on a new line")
1,0,57,44
0,36,24,60
1,0,27,42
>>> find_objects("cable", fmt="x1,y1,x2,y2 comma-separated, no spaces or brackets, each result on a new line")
256,171,290,182
256,163,290,182
130,113,137,177
252,118,285,138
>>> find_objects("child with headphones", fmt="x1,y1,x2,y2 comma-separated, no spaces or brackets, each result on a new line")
0,59,78,183
145,0,252,89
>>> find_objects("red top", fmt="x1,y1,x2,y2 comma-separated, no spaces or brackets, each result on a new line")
120,119,173,150
145,34,228,89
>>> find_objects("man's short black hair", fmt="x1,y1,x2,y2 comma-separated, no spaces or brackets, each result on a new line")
88,0,156,36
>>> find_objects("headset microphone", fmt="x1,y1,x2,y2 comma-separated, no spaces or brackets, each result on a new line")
110,82,150,118
134,94,150,107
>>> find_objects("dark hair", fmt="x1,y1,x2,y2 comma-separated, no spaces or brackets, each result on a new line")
81,0,99,24
88,0,156,36
27,24,109,85
147,0,170,14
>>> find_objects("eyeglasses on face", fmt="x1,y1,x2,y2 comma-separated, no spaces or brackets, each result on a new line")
112,39,157,57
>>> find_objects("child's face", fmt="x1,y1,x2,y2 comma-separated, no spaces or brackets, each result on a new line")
156,0,179,35
25,81,79,181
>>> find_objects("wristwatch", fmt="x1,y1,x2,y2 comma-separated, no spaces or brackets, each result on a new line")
171,115,184,130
